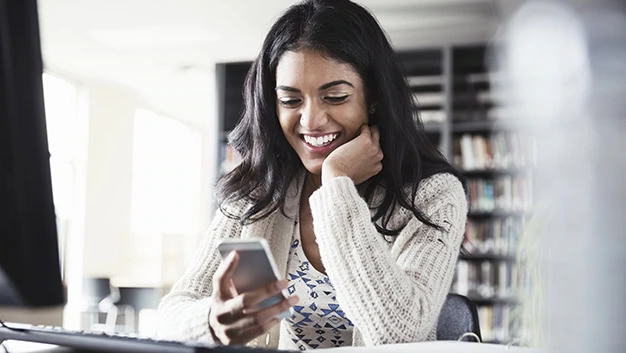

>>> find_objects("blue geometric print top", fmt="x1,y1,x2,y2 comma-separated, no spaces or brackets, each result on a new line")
281,226,354,350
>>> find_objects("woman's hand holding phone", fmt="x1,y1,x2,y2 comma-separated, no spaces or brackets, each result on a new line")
208,251,299,345
322,125,383,185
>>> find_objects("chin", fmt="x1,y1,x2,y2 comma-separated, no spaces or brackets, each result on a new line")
302,161,323,176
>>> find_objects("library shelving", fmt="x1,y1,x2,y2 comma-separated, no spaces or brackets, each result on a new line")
215,44,533,344
449,45,533,344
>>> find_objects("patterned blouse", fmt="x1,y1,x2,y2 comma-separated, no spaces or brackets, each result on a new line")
280,223,354,350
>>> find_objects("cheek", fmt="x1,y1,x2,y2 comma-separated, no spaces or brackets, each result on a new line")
338,106,368,135
277,110,298,139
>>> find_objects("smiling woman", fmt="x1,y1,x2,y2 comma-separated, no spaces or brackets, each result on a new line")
157,0,467,350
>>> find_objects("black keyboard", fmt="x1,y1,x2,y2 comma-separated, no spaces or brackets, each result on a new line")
0,323,279,353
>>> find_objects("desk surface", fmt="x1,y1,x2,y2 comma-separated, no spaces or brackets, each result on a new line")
326,341,538,353
2,340,72,352
2,340,538,353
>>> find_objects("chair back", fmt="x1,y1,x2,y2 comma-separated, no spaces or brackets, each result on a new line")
115,287,163,334
117,287,162,311
436,293,481,341
82,277,119,308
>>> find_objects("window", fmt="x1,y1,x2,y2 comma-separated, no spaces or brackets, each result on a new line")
130,109,202,235
42,73,87,280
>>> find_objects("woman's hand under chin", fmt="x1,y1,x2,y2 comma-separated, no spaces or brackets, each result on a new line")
321,124,384,186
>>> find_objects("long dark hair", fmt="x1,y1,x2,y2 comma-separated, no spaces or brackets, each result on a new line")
218,0,462,235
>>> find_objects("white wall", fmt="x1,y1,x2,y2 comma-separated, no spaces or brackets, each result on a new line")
82,82,137,278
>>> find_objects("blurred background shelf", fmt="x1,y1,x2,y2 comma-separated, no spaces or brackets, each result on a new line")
469,296,519,306
467,210,531,218
452,120,531,132
461,168,530,177
459,254,517,262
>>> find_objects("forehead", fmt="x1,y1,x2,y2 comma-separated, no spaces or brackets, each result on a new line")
275,49,362,88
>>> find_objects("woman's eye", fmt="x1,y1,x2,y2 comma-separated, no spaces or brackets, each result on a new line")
279,98,302,107
324,95,348,104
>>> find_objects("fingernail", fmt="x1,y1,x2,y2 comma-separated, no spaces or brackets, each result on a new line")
228,251,237,260
288,295,299,305
276,280,288,290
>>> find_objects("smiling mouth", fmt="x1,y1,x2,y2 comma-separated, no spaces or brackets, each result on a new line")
302,133,339,148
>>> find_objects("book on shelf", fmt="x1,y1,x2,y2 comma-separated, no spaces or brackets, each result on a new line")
485,106,529,121
465,72,501,85
463,217,524,256
407,75,443,86
472,134,488,170
451,260,519,303
413,92,444,105
478,304,515,343
467,176,533,213
454,132,536,171
419,110,446,123
451,260,524,343
476,90,505,105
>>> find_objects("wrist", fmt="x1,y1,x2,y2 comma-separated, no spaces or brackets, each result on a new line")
321,164,347,185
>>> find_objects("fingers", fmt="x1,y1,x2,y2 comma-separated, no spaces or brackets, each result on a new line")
370,125,380,144
323,123,383,185
213,251,239,299
231,279,289,314
247,294,299,322
216,294,298,345
359,124,371,137
211,280,291,326
361,125,381,148
219,317,281,345
368,126,383,163
228,280,238,298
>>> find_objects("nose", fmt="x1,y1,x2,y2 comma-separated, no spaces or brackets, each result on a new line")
299,100,328,130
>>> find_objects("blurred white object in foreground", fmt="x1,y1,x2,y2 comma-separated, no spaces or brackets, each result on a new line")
494,1,626,352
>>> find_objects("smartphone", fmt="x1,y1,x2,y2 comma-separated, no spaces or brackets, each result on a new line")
217,238,291,319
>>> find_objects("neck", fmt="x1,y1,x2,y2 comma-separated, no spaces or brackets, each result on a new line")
304,173,322,195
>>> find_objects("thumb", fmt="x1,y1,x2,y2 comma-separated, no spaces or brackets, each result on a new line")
215,250,239,299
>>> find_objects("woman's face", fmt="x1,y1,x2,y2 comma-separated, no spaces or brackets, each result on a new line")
275,49,368,176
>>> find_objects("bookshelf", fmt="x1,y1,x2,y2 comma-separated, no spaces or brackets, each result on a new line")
215,44,532,344
397,50,447,154
448,45,533,344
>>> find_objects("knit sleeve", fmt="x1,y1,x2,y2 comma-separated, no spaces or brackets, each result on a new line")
156,202,245,343
309,173,467,345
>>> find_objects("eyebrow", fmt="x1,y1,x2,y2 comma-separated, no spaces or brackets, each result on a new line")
275,80,354,92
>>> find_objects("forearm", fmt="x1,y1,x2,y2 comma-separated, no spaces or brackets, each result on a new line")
156,203,244,342
157,292,215,342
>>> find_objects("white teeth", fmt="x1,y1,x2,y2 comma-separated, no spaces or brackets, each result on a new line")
303,133,338,147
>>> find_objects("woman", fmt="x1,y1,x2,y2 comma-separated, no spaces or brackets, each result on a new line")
157,0,467,349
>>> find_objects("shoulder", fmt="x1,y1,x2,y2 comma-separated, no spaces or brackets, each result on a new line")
411,173,466,212
216,197,252,220
371,173,466,211
377,173,466,230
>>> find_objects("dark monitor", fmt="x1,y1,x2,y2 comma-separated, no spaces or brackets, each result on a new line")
0,0,65,307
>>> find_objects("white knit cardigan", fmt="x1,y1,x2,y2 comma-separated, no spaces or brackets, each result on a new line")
157,172,467,349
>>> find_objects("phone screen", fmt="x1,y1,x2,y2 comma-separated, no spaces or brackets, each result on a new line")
222,248,278,293
218,240,290,317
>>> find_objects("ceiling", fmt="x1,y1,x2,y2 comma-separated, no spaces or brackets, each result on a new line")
37,0,504,124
